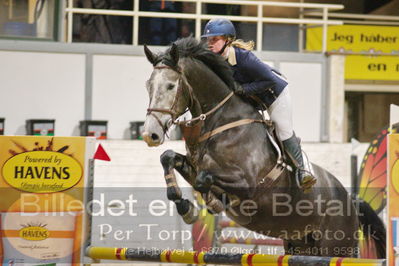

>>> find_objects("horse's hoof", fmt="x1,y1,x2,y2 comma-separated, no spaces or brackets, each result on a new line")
206,195,224,214
194,172,214,193
207,208,216,215
167,186,182,201
176,199,199,224
182,209,199,224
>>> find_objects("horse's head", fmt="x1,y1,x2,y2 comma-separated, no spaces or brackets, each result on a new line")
142,44,190,146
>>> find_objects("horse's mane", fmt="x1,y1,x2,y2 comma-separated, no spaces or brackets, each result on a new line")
164,37,235,90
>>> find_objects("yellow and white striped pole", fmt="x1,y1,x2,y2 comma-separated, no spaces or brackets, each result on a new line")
86,247,385,266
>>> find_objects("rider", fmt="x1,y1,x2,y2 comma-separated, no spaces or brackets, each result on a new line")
201,18,316,191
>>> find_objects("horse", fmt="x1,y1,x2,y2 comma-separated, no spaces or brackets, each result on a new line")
141,37,386,258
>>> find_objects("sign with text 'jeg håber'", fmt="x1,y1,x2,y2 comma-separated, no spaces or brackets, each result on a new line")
306,25,399,81
0,136,95,266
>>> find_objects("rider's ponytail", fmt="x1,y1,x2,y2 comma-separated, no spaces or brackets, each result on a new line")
231,39,255,51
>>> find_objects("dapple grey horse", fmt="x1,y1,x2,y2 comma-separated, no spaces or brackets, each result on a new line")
142,37,385,258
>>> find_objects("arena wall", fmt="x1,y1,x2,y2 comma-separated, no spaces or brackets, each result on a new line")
0,40,331,142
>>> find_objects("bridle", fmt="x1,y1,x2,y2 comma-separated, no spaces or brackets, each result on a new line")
146,64,233,135
146,65,186,135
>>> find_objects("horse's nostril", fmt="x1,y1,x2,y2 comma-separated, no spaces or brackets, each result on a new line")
151,133,160,141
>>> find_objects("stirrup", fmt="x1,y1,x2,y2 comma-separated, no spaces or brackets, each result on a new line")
296,170,316,193
301,175,317,192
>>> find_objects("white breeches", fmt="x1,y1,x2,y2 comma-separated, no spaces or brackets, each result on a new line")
267,87,294,141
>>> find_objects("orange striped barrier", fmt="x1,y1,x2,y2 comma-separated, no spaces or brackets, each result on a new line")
85,247,386,265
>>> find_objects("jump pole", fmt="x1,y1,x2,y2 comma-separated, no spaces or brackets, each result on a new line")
86,247,386,265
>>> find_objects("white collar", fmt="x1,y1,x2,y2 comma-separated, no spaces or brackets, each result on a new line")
226,46,237,66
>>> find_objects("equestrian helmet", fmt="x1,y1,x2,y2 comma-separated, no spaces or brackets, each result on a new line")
201,18,236,39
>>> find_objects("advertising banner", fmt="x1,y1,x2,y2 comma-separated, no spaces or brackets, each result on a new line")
306,25,399,81
388,133,399,266
0,136,95,265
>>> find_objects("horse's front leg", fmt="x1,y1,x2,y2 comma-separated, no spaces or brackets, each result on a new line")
160,149,199,224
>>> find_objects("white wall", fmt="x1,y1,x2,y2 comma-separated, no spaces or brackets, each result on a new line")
0,46,326,141
92,55,152,139
0,51,85,136
280,62,323,142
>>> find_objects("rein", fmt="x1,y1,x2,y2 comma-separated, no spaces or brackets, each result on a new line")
176,91,234,126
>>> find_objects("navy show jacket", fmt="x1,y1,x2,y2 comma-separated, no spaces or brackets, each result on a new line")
230,47,288,107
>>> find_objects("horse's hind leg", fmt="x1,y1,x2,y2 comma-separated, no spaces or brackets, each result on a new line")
160,149,199,224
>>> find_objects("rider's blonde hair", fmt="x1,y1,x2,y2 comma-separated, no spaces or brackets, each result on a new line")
230,38,255,51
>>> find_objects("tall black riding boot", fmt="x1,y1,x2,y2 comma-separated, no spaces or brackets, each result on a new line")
282,134,317,191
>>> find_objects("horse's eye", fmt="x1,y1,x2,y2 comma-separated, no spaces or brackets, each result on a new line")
167,84,174,91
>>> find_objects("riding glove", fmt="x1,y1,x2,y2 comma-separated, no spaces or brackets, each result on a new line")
234,83,246,96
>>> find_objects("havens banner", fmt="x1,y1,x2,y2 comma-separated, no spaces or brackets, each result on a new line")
306,25,399,81
0,137,87,195
0,136,95,266
2,150,83,193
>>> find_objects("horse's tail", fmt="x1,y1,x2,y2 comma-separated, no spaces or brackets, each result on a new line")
357,199,386,259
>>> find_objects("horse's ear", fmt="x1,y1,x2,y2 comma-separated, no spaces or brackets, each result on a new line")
144,44,157,65
170,43,179,66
